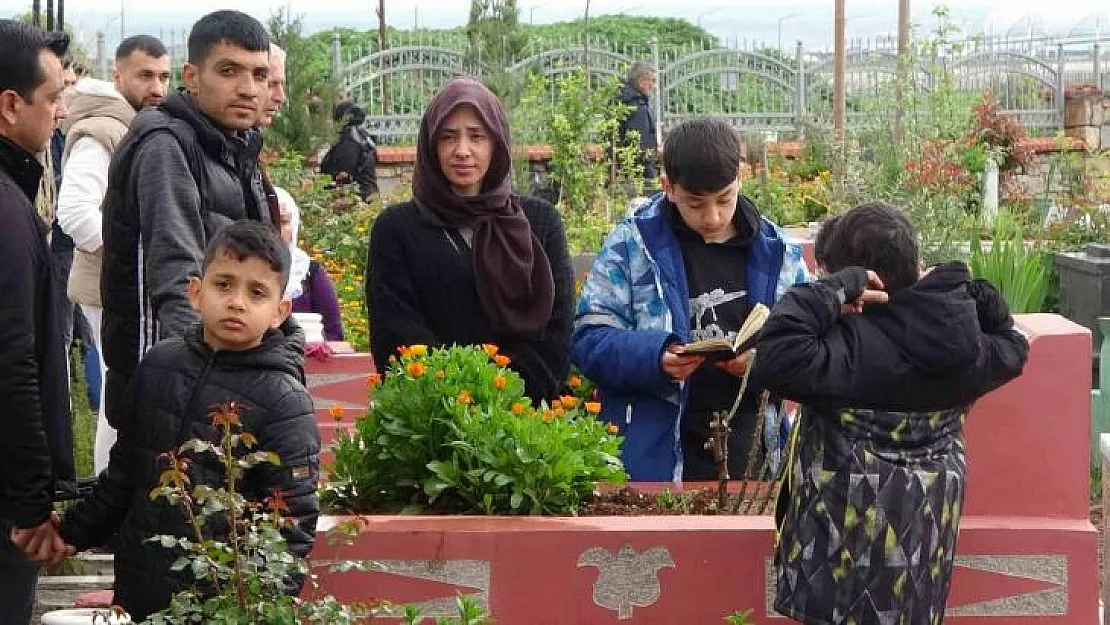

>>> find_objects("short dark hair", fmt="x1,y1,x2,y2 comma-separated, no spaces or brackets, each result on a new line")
116,35,168,62
333,100,354,122
203,221,291,291
662,118,743,194
820,202,920,293
0,20,70,102
187,10,269,65
814,212,843,268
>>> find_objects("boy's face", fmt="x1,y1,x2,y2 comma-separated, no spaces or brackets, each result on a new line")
662,174,741,243
187,251,291,352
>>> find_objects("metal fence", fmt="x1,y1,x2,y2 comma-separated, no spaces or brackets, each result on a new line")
334,31,1110,145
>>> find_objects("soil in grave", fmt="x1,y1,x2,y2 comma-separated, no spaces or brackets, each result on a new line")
578,486,777,516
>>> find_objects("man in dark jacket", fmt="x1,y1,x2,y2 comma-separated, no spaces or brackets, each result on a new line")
100,10,274,436
616,61,659,183
753,203,1029,625
320,102,379,200
60,221,319,621
0,19,72,624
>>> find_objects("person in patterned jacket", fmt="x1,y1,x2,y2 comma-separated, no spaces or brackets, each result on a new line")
571,118,809,482
753,202,1029,624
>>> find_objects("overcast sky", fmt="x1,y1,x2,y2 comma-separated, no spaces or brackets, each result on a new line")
5,0,1110,52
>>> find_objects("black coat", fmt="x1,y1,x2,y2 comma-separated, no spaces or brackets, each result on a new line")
100,91,271,424
60,323,320,622
366,197,574,401
617,82,657,152
320,125,378,199
753,264,1030,623
0,136,72,529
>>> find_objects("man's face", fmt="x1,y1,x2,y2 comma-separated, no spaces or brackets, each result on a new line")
62,67,78,89
182,42,269,132
663,175,741,243
258,55,286,127
187,250,291,352
636,71,657,96
0,50,67,153
114,51,172,110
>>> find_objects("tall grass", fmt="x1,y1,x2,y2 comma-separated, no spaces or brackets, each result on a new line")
970,214,1051,314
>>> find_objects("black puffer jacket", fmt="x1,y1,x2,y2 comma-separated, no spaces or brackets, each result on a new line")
0,136,72,528
60,323,320,622
100,90,271,423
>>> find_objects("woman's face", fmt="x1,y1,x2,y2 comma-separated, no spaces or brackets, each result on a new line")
279,208,293,244
435,104,493,197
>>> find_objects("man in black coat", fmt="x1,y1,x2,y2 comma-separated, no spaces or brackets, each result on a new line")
100,10,275,438
0,19,72,624
616,61,659,184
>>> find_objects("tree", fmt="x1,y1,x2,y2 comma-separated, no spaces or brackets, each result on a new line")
376,0,390,113
266,9,337,155
31,0,40,26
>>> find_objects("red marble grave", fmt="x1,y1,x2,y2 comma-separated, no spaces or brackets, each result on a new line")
306,316,1100,624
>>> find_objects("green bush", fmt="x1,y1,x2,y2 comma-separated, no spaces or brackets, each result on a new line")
326,344,627,516
970,214,1052,314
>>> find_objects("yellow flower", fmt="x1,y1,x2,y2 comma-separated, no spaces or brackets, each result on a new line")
406,362,426,377
542,410,555,423
584,402,602,415
409,344,428,357
559,395,579,409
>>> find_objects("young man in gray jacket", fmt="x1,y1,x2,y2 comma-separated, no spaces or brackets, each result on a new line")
100,10,277,433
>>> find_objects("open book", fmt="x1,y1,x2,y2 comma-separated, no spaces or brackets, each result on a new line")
676,303,770,362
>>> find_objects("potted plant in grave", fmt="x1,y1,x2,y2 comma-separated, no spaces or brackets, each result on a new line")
324,343,628,516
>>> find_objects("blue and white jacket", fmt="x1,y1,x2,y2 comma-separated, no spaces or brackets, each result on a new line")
570,193,810,481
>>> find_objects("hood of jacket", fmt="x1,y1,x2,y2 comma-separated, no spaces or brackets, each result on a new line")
184,318,306,380
60,79,135,135
619,81,650,105
863,261,981,375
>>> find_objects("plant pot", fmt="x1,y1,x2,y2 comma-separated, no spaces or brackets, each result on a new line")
41,609,130,625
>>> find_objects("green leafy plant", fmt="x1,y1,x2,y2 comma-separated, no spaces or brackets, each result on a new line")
326,344,628,515
725,609,756,624
140,401,362,624
970,214,1051,314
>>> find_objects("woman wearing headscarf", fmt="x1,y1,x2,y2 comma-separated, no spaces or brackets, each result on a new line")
320,103,378,200
366,77,574,401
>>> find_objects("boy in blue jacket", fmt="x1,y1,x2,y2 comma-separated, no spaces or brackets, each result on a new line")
571,118,809,482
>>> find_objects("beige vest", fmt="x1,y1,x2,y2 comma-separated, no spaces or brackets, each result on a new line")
60,91,134,309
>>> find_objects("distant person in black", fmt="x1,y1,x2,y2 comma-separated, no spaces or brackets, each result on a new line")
320,101,378,200
616,61,659,185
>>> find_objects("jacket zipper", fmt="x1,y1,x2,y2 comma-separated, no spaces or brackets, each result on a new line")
173,350,218,447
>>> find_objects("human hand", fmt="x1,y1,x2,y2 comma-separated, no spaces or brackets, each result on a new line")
714,349,753,378
10,512,72,566
661,344,704,382
827,267,889,314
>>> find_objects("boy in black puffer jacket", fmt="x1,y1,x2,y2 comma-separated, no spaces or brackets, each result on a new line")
59,221,320,621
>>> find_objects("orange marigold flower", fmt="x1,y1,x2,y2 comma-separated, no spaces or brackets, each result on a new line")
542,410,555,423
607,423,619,435
409,344,428,357
493,354,511,367
329,404,345,422
554,406,565,417
482,343,500,357
406,362,426,377
568,375,582,389
511,402,526,415
458,390,473,405
584,402,602,415
559,395,579,409
494,375,508,390
366,373,383,388
435,369,446,380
